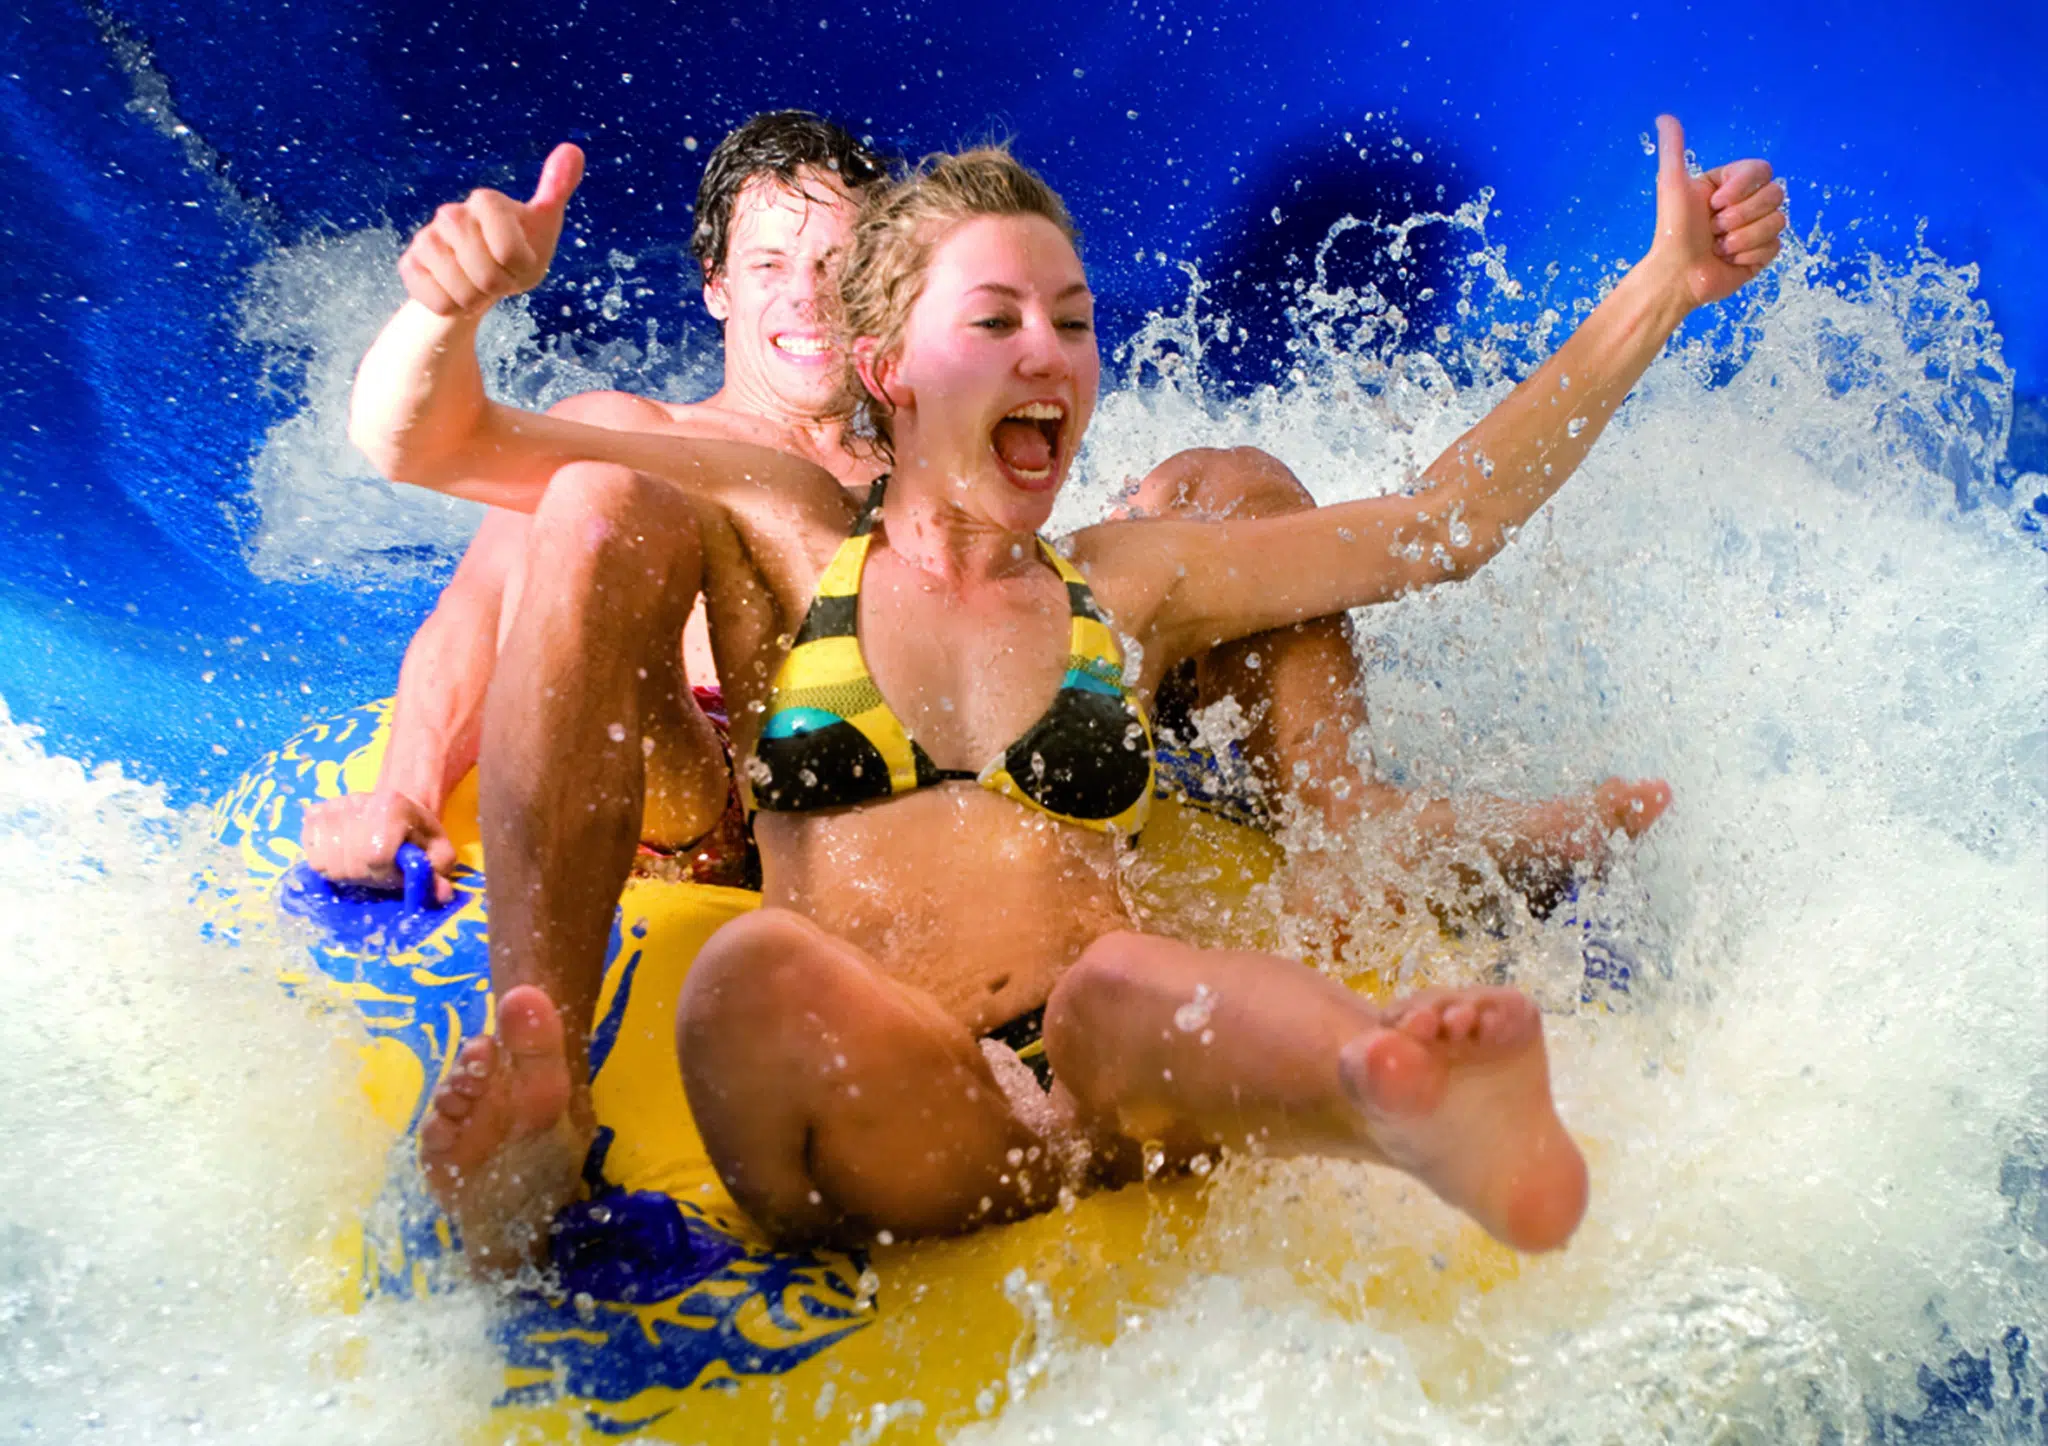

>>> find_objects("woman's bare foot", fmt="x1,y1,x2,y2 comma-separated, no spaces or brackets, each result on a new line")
1592,776,1671,842
419,985,589,1273
1338,987,1588,1252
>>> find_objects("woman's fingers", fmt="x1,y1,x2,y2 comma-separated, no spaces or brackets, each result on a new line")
1705,156,1774,208
408,227,484,314
1727,239,1784,271
397,240,459,315
1717,209,1788,258
1712,179,1786,234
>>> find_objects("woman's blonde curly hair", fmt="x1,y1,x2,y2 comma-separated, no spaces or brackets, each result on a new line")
833,146,1078,455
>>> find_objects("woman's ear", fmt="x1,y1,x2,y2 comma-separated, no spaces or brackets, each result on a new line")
854,336,906,412
702,263,730,323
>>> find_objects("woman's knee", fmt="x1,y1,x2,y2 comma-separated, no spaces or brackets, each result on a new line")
1132,447,1313,520
1044,931,1178,1087
677,910,841,1041
518,462,704,633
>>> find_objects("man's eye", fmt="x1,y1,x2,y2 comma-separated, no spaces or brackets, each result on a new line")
1058,318,1094,333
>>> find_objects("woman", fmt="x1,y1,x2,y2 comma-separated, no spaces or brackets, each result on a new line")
414,117,1786,1267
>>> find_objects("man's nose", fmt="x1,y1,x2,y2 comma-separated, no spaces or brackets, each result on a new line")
789,259,829,315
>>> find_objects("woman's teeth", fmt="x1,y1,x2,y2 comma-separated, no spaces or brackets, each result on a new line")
774,336,831,357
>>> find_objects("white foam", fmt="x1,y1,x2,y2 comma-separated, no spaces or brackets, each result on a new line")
235,231,716,581
0,707,500,1443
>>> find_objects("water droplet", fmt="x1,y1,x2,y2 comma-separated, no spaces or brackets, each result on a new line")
607,722,627,743
1567,416,1588,437
1174,984,1216,1032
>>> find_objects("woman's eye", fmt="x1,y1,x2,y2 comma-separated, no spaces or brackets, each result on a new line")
974,316,1017,331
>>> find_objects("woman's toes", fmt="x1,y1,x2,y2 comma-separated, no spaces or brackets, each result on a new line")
1397,1005,1442,1042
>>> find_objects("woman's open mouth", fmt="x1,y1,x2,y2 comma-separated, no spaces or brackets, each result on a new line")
989,401,1066,491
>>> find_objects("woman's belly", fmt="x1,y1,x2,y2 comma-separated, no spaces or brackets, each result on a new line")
753,787,1131,1033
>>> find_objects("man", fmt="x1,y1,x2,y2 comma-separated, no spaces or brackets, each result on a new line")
307,113,891,893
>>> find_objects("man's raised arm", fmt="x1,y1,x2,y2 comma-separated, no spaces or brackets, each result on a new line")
347,144,588,497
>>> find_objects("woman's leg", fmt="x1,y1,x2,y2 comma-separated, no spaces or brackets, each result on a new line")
676,908,1059,1247
1044,931,1589,1252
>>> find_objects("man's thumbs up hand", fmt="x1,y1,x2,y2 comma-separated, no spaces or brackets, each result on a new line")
397,143,588,317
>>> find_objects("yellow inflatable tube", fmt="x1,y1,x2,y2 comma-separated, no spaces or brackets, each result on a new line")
206,698,1522,1443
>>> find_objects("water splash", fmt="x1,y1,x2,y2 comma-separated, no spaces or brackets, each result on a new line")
10,169,2043,1441
0,706,501,1443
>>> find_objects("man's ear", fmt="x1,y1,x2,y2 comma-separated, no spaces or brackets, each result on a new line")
853,336,905,411
702,263,730,323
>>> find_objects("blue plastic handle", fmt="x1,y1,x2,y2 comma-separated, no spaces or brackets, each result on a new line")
277,836,457,954
394,840,439,911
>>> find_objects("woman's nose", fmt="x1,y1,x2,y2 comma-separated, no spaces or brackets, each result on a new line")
1017,317,1068,377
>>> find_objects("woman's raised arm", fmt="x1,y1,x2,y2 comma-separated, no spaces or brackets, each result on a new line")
1125,115,1785,661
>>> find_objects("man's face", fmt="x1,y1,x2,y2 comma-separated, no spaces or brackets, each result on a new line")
704,167,860,422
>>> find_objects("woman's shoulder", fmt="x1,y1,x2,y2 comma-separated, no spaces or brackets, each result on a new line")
1055,515,1200,625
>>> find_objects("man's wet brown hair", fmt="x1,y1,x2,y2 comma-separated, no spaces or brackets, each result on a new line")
837,146,1079,452
689,111,888,278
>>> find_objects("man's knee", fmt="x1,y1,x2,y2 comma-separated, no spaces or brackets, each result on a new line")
533,461,699,559
1132,447,1313,521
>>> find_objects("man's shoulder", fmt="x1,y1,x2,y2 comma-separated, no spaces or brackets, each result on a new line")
543,389,678,430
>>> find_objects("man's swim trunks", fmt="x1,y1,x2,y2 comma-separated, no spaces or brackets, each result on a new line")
633,686,760,889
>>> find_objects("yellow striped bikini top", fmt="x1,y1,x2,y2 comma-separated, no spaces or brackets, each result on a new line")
743,478,1154,833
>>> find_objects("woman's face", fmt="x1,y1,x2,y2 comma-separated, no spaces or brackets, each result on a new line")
875,213,1100,532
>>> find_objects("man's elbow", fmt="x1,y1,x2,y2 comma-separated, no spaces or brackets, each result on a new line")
346,417,442,492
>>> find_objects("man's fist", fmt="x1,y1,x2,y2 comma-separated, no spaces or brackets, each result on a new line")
301,789,460,904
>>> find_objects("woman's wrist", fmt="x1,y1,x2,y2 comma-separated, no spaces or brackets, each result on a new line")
1619,250,1699,333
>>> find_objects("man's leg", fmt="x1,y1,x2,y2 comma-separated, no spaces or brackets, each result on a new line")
676,908,1057,1248
1131,448,1371,834
1132,448,1671,923
420,460,730,1271
1043,930,1589,1253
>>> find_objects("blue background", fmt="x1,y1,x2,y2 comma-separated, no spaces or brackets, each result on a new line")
2,0,2043,800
